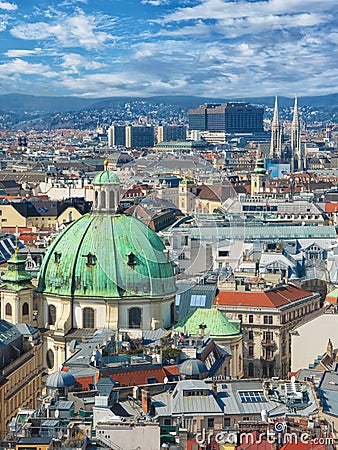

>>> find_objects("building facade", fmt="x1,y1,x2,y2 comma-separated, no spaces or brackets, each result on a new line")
125,125,154,148
188,103,264,133
0,320,43,439
215,284,321,378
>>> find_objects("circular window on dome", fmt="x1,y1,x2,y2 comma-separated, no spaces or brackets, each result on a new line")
46,349,54,370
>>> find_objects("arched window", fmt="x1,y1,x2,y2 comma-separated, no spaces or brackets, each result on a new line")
46,349,54,370
22,302,29,316
101,190,106,209
5,303,12,316
83,307,95,328
129,307,141,328
170,302,175,325
110,191,115,210
48,305,56,325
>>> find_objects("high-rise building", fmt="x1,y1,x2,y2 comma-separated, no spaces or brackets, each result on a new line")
188,103,264,133
107,125,126,147
125,125,155,148
157,125,186,143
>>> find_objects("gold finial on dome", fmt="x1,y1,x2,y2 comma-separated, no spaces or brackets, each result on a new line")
104,151,109,170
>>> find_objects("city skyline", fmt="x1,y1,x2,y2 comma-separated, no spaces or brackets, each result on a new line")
0,0,337,98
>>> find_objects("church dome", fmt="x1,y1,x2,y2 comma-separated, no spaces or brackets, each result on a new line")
37,213,176,299
93,170,120,186
46,370,76,388
179,359,208,378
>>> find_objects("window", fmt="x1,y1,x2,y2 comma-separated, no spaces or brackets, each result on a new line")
207,418,214,429
164,418,172,426
263,331,273,341
263,315,273,324
83,307,95,328
48,305,56,325
175,295,181,306
54,252,61,263
218,250,229,257
239,391,264,403
248,331,254,340
248,314,254,324
238,314,242,322
248,346,254,357
170,302,175,324
46,349,54,370
190,295,206,307
5,303,12,316
22,302,29,316
224,418,230,428
129,307,141,328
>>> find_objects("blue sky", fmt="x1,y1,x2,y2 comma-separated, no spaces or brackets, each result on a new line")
0,0,337,98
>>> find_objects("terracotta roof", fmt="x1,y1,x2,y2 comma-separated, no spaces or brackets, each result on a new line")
102,366,179,386
325,202,338,213
238,431,275,449
215,284,315,309
280,444,327,450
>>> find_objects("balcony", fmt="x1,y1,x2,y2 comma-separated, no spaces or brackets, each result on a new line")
261,339,276,348
260,355,275,362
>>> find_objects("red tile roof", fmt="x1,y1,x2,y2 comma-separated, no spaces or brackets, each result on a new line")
215,285,314,309
325,202,338,213
102,366,179,387
280,443,328,450
236,431,276,449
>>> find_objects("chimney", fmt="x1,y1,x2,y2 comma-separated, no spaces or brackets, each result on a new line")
211,381,218,399
327,339,334,358
141,389,151,415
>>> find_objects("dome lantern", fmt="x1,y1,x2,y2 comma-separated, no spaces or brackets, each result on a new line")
92,167,121,214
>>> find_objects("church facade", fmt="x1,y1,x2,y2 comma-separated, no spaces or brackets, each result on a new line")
1,167,177,371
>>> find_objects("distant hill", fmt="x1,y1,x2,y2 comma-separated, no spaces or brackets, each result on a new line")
1,92,338,113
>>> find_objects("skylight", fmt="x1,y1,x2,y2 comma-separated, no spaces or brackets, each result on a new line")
239,391,264,403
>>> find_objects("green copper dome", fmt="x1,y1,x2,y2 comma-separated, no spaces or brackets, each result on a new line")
37,213,176,298
174,308,241,338
93,170,120,186
2,251,33,290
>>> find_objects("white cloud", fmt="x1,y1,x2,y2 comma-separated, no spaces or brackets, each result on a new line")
5,48,42,57
0,58,57,78
0,1,17,11
60,53,108,73
141,0,169,5
10,11,115,50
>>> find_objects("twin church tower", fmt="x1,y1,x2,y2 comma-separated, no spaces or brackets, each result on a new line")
269,96,304,172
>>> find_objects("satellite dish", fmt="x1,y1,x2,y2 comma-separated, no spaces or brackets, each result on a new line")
163,377,168,384
291,375,296,383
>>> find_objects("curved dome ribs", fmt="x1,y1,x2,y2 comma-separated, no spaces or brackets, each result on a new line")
38,214,176,299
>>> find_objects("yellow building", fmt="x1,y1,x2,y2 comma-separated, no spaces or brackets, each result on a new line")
0,200,87,230
0,321,43,439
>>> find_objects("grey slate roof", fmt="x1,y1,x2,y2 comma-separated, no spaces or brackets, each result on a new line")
153,380,223,417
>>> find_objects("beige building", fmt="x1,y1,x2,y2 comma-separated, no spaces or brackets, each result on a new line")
0,201,86,230
0,321,43,439
216,283,321,378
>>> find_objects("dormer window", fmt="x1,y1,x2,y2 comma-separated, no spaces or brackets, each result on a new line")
83,252,97,266
54,252,61,263
127,252,136,267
